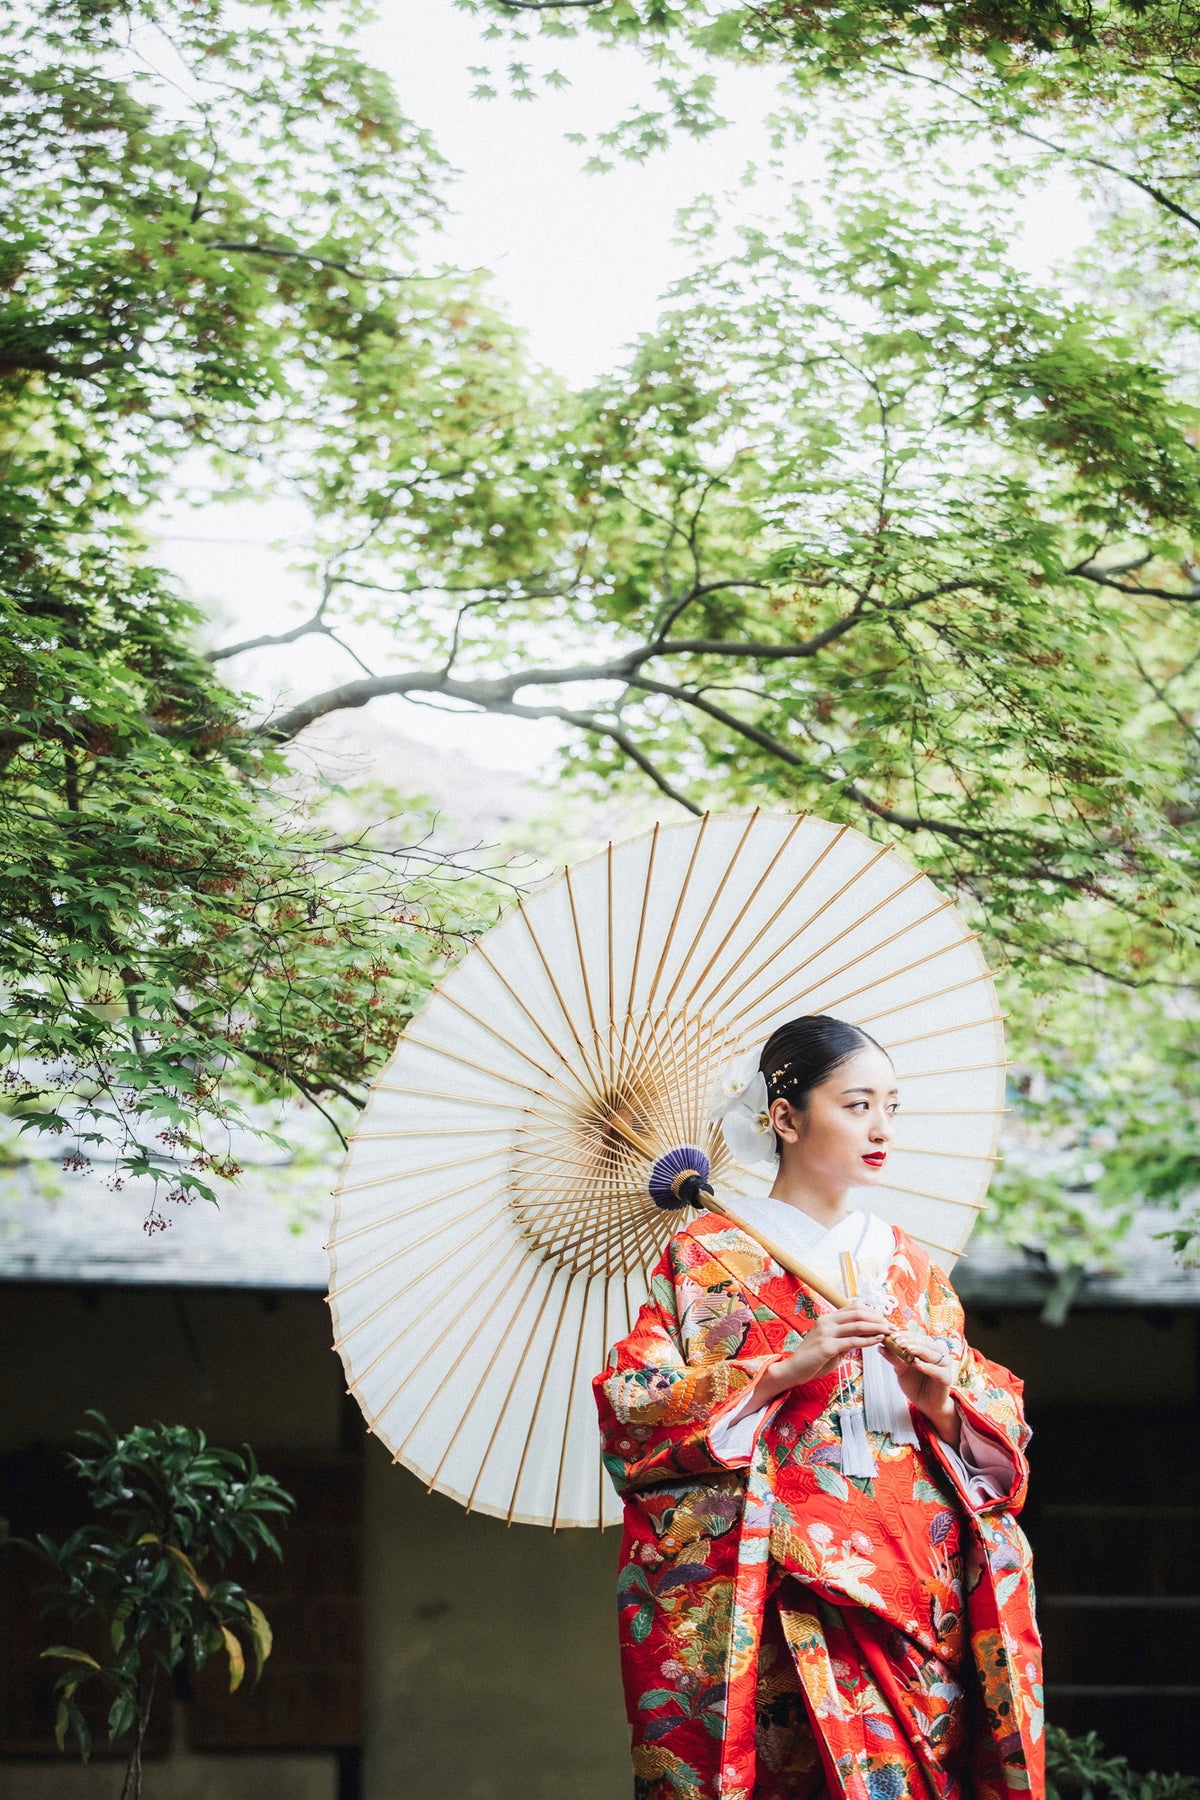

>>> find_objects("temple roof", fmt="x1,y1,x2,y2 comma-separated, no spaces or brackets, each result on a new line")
3,1155,1197,1309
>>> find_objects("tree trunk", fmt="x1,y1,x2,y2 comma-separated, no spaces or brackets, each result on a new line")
119,1667,156,1800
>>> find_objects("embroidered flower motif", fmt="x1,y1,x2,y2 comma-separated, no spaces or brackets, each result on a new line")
708,1053,777,1167
807,1522,834,1547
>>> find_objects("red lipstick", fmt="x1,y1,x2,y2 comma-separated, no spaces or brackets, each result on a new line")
861,1151,887,1169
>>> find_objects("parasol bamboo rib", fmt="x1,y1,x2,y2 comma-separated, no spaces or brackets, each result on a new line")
854,969,996,1026
355,1240,534,1437
661,810,773,1014
785,910,967,1022
340,1217,513,1387
428,984,618,1119
909,1232,967,1258
334,1145,509,1199
563,865,599,1041
512,1187,654,1277
711,841,899,1019
465,1264,563,1514
643,811,711,1015
405,1253,547,1469
885,1015,1005,1051
719,860,923,1029
507,1267,583,1524
353,1125,512,1142
552,1274,595,1531
330,1186,506,1276
624,822,661,1029
515,1200,665,1280
515,903,610,1099
373,1082,563,1110
668,811,812,1016
329,1177,504,1277
892,1059,1008,1080
889,1144,998,1162
398,1027,552,1096
472,941,605,1106
875,1181,988,1210
684,822,857,1017
329,1171,507,1258
634,1014,699,1149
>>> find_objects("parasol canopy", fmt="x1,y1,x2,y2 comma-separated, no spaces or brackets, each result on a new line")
327,812,1005,1528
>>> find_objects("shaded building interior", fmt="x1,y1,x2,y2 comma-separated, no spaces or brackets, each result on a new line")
0,1180,1197,1795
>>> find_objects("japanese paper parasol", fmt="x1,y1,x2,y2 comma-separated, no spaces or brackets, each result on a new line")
327,812,1005,1530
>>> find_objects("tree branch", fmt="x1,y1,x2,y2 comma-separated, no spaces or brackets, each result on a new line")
1072,562,1200,603
208,606,331,662
250,576,979,741
877,60,1200,236
255,655,647,742
626,671,1031,850
485,697,701,812
205,241,475,285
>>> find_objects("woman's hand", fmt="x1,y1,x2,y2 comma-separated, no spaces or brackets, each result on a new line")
882,1330,962,1447
755,1303,891,1400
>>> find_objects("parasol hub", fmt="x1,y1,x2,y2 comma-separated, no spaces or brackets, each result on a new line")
647,1145,715,1212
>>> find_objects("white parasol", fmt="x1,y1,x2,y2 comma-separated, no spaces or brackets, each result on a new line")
327,812,1005,1529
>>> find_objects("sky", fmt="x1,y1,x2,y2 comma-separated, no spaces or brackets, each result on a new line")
155,0,1094,778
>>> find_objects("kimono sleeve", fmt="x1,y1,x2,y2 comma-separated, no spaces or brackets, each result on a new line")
593,1245,781,1495
919,1258,1032,1517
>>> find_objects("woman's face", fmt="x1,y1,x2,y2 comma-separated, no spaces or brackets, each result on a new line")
770,1045,898,1191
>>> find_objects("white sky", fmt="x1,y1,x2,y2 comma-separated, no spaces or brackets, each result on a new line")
157,0,1094,776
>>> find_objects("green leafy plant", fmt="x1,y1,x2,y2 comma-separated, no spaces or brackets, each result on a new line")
22,1412,294,1799
1047,1725,1200,1800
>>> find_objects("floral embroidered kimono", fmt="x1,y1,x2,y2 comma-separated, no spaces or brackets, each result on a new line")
594,1203,1043,1800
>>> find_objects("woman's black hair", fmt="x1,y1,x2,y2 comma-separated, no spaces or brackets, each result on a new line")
758,1014,888,1113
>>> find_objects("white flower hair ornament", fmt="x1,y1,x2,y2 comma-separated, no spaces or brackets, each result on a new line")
708,1052,778,1169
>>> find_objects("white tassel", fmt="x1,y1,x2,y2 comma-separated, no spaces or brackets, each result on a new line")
838,1400,877,1478
862,1343,920,1447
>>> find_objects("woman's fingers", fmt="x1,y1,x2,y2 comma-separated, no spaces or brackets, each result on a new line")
838,1302,887,1324
885,1333,955,1377
830,1306,887,1337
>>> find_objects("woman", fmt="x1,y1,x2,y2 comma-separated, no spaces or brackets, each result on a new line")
594,1015,1042,1800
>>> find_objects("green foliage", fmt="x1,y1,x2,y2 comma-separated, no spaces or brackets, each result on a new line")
462,0,1200,1267
0,0,525,1212
468,0,1200,202
0,521,485,1214
21,1413,293,1792
1046,1724,1200,1800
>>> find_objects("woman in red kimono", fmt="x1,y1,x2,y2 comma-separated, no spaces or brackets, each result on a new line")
594,1015,1042,1800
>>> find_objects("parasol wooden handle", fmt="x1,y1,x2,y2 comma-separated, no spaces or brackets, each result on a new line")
711,1194,846,1309
603,1111,918,1364
710,1195,918,1365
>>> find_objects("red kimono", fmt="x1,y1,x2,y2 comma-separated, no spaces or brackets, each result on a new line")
594,1210,1043,1800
